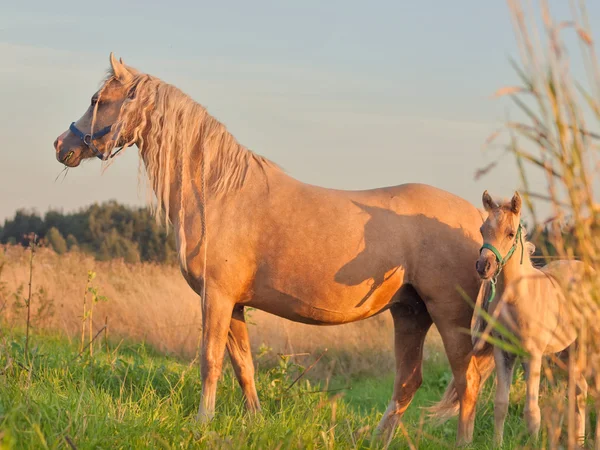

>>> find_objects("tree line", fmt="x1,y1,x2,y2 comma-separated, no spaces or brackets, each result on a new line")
0,201,178,264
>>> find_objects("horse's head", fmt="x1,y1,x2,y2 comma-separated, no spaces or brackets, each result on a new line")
476,190,522,280
54,53,137,167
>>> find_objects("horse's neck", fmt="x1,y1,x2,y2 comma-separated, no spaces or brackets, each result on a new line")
497,241,534,296
138,122,275,226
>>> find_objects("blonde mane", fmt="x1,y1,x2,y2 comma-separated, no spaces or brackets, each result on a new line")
99,67,277,225
95,66,277,269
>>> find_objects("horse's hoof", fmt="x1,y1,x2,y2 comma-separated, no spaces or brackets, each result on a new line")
196,408,214,424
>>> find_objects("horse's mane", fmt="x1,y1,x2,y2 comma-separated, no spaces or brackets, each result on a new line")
97,65,278,270
100,66,277,224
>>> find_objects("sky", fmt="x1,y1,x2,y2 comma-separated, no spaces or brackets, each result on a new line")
1,1,599,224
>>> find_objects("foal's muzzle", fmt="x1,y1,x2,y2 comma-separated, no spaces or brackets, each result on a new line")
476,251,497,280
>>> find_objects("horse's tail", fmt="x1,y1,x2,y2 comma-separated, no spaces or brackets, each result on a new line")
424,340,495,424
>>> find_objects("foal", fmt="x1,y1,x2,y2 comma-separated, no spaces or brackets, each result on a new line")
473,190,588,446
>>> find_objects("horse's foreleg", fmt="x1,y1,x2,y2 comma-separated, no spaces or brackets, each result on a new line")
493,347,516,447
197,293,235,423
227,305,261,413
376,292,432,442
522,353,543,437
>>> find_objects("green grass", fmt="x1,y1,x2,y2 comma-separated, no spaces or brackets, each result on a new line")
0,330,567,449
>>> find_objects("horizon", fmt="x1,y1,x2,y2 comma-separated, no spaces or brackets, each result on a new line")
2,1,600,224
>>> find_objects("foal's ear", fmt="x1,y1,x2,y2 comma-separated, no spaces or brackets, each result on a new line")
109,52,132,83
511,191,522,214
482,190,497,211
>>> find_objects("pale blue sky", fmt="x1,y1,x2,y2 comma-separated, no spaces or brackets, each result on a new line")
1,1,598,222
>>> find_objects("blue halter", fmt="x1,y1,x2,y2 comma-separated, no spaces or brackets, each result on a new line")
69,122,121,161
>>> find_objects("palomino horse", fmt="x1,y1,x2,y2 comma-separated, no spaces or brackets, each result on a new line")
53,53,494,445
473,190,590,446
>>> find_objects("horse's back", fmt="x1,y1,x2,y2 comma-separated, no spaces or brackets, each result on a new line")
540,260,588,351
541,259,587,288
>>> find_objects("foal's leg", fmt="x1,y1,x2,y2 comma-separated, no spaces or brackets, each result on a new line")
575,372,588,446
522,352,543,437
595,371,600,450
376,289,432,441
493,347,517,447
226,305,261,413
197,292,235,422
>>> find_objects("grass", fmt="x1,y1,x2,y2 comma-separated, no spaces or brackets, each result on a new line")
0,328,560,449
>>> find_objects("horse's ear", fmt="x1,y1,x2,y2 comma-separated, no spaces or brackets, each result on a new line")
511,191,522,214
482,190,497,212
109,52,132,83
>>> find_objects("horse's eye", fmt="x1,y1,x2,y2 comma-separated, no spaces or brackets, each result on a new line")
91,97,98,106
508,232,515,239
479,226,484,235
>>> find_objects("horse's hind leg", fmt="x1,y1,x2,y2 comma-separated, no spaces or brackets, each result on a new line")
426,298,482,446
376,286,432,441
493,347,517,447
227,305,261,413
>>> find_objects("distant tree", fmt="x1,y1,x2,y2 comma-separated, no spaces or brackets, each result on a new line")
66,234,79,251
0,210,44,246
98,228,140,264
46,227,68,255
1,201,177,264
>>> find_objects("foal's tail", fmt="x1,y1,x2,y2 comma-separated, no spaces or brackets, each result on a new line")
424,340,496,425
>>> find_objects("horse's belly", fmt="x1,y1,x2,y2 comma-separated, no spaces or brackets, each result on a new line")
252,301,390,325
249,277,401,325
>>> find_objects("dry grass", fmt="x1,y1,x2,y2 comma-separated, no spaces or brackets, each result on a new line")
0,244,445,379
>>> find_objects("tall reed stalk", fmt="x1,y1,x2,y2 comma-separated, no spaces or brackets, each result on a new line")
488,1,600,448
24,234,37,364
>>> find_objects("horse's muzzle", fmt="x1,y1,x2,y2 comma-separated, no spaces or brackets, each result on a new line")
56,147,81,167
475,258,493,279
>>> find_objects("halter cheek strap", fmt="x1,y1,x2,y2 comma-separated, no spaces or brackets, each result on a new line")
480,223,524,303
69,122,122,161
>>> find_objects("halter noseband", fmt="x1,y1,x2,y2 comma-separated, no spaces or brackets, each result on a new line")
480,222,524,303
69,122,122,161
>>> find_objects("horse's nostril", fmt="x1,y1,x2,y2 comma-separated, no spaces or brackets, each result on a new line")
54,137,63,152
485,261,491,272
476,260,484,274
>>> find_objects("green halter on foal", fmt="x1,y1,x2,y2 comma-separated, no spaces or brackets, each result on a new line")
480,222,525,303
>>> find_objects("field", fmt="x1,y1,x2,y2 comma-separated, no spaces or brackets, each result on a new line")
0,246,567,448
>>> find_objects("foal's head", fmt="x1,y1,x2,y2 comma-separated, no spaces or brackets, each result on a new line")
476,190,523,279
53,53,137,167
